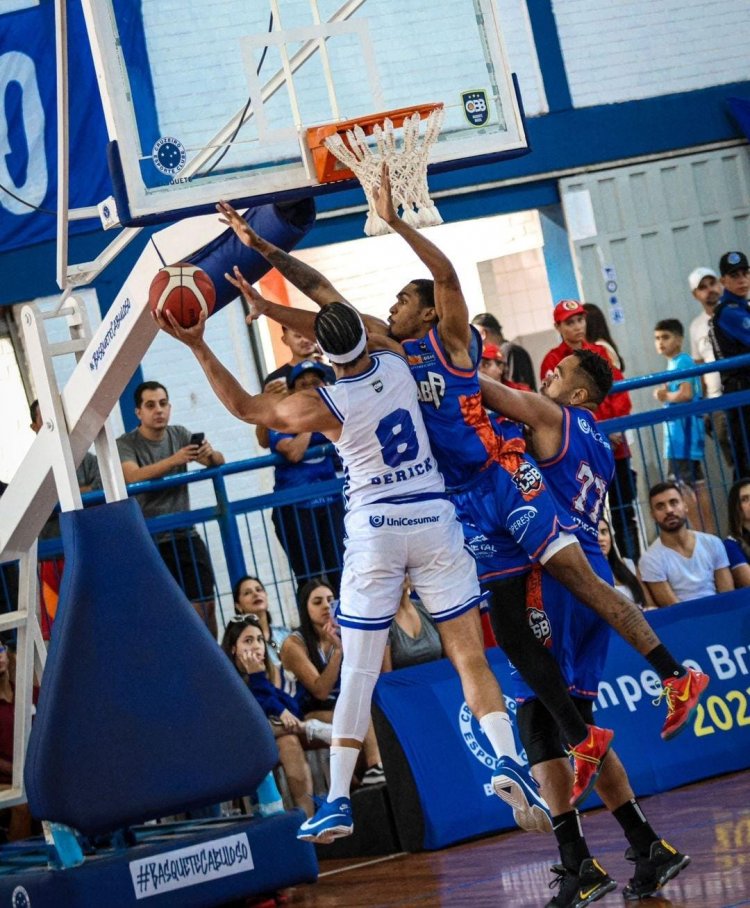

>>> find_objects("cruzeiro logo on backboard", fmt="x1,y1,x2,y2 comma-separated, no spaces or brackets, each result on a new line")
151,136,187,176
462,90,489,127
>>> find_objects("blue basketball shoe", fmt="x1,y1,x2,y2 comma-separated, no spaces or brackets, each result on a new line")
492,755,552,834
297,796,353,844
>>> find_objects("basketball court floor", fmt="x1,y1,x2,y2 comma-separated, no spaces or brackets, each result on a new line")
288,770,750,906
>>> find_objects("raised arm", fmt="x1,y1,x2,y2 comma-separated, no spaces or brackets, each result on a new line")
217,200,346,307
479,374,564,459
372,164,471,361
153,309,340,438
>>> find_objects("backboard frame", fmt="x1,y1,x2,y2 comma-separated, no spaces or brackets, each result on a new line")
80,0,530,227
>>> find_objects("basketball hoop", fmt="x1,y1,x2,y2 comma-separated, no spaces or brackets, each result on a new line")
307,104,445,237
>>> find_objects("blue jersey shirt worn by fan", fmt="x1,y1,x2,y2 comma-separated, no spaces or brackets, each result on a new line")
512,405,616,704
400,326,574,581
662,352,705,462
268,429,340,507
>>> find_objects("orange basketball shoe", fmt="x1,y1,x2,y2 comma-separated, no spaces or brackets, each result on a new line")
656,668,710,741
568,725,614,808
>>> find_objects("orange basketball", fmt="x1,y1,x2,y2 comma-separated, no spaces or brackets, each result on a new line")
149,263,216,328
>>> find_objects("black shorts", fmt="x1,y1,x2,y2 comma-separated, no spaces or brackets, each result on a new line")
157,532,215,603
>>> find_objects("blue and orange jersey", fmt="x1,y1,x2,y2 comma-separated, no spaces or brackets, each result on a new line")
536,406,615,556
401,326,500,487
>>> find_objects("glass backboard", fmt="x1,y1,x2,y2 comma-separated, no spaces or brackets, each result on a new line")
81,0,528,226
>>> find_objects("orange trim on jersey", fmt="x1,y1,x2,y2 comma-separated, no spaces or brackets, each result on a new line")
458,391,500,462
428,327,475,378
528,519,562,560
479,563,532,580
538,408,571,468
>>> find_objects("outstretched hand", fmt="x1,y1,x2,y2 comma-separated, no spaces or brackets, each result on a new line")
216,200,262,248
224,265,271,325
152,307,207,349
372,161,398,226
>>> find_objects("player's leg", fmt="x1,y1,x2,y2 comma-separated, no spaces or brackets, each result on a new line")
465,463,610,759
541,541,708,738
516,700,616,907
411,499,550,832
298,514,399,844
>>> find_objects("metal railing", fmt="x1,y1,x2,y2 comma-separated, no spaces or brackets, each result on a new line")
1,353,749,637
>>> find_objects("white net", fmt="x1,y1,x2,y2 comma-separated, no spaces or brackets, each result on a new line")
323,107,445,237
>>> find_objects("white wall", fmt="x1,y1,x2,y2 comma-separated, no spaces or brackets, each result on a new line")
553,0,750,107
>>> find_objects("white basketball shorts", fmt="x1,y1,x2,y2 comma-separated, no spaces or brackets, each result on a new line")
336,498,486,631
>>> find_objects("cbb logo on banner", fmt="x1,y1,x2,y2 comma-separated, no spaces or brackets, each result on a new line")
462,90,489,127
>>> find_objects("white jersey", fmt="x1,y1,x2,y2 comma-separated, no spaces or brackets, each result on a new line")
317,350,445,510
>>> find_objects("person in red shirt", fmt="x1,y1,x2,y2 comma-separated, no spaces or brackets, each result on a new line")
479,343,531,391
541,301,641,560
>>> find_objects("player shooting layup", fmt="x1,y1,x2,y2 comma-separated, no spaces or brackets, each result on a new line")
155,295,549,843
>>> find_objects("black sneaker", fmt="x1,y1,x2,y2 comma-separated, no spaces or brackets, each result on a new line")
546,857,617,907
622,838,690,900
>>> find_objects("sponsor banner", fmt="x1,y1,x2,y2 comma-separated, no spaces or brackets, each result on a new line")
373,589,750,850
129,833,254,899
0,2,112,253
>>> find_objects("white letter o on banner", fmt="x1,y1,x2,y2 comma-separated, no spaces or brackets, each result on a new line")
0,50,48,215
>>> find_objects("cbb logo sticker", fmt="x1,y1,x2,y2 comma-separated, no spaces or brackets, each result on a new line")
462,90,489,127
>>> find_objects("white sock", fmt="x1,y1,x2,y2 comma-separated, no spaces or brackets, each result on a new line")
480,711,521,762
327,745,360,802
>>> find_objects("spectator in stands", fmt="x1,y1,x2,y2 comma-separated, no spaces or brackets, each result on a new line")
597,518,653,610
688,267,733,466
639,481,733,606
479,343,531,391
117,381,225,638
30,399,101,638
281,577,384,785
233,574,291,671
583,303,623,370
0,643,38,841
221,614,331,817
710,251,750,479
269,361,345,595
255,326,335,451
471,312,537,391
724,479,750,588
382,579,443,672
653,319,715,533
541,301,639,559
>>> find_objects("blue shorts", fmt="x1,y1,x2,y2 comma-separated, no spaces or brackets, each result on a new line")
451,458,576,582
512,550,613,703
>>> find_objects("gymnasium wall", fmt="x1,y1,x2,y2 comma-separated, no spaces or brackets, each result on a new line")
553,0,750,108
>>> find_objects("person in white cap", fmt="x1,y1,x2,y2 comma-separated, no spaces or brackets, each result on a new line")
687,267,731,466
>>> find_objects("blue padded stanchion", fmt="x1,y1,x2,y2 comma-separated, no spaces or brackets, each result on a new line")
25,499,278,835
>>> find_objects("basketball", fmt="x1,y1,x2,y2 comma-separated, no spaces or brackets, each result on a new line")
148,263,216,328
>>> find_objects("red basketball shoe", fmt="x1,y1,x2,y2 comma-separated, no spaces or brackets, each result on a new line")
568,725,614,808
656,668,710,741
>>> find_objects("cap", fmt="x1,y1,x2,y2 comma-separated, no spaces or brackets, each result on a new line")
553,299,586,324
480,342,504,362
287,359,327,388
688,267,718,291
719,251,749,276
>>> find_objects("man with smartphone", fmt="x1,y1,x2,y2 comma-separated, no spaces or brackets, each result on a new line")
117,381,225,637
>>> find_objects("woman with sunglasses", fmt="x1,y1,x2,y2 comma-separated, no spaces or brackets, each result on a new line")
281,578,385,786
221,614,331,817
232,575,291,670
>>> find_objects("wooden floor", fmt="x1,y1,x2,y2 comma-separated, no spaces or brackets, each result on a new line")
286,770,750,907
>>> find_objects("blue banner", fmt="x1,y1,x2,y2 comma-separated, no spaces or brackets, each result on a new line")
0,1,111,252
373,589,750,851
